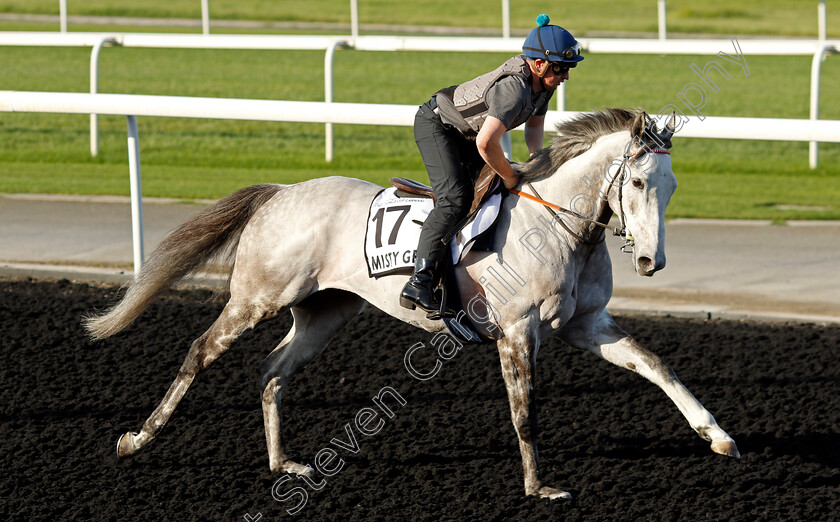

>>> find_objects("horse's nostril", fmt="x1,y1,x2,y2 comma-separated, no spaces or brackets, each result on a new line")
638,256,653,269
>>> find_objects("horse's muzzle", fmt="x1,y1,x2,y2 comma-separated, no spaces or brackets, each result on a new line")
635,255,665,277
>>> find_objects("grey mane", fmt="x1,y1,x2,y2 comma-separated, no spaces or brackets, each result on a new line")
517,108,641,183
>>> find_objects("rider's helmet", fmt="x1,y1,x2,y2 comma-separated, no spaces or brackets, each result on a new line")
522,14,583,65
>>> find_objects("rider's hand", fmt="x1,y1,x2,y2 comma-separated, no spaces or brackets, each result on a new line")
502,172,520,190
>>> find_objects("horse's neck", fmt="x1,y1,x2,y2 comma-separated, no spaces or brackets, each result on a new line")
526,132,627,235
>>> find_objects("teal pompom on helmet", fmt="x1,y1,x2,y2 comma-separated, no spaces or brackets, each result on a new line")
522,14,583,64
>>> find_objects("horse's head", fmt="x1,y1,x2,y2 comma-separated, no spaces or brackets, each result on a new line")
613,112,677,277
514,108,678,276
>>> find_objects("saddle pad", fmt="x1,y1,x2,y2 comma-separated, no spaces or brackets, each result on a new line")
364,187,502,278
364,188,432,277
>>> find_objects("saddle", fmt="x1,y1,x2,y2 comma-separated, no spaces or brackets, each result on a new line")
390,164,499,218
386,166,501,342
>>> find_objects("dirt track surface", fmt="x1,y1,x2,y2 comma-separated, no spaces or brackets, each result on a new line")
2,278,838,520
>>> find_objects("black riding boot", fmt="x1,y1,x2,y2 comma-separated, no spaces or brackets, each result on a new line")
399,257,440,312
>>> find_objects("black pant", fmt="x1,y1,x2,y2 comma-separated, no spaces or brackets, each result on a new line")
413,98,484,263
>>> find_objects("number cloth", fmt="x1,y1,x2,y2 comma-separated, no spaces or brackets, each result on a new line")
364,187,502,277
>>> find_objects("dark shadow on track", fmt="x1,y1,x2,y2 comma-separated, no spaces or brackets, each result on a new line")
1,278,838,520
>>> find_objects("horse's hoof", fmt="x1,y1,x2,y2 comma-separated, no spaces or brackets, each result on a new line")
533,486,572,500
274,460,315,477
116,431,139,458
711,439,741,459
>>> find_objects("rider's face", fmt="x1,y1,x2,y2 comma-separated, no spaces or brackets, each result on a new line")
534,59,571,91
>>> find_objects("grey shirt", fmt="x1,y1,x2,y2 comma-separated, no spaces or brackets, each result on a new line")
435,56,553,139
485,75,552,131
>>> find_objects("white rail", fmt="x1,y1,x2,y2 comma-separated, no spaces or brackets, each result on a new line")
4,32,839,53
0,32,837,164
5,92,840,141
47,1,828,42
655,1,828,42
50,0,512,38
3,90,840,271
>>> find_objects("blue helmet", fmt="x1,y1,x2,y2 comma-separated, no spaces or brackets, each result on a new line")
522,14,583,64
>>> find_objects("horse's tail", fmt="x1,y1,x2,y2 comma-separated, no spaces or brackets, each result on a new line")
84,183,284,341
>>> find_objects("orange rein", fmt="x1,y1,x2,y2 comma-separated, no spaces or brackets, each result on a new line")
508,187,566,211
509,148,671,210
506,147,672,243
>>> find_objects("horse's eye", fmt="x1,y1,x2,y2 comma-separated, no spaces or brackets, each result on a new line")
632,178,644,189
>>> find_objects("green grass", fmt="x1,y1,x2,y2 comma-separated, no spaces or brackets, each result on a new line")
1,13,839,220
1,0,838,38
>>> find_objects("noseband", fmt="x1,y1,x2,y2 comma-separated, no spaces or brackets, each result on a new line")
613,148,670,253
510,148,671,251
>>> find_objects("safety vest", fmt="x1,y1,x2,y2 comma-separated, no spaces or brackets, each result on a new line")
436,55,534,136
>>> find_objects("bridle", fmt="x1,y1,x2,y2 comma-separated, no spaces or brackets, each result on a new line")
509,148,671,251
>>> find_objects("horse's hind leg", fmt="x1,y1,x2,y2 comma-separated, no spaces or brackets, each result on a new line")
117,301,268,457
559,310,740,458
260,290,366,475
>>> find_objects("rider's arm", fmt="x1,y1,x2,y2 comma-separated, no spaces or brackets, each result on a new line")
524,114,545,156
476,116,519,190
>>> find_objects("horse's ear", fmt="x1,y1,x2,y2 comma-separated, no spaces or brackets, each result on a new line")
630,111,647,138
656,111,676,149
665,111,677,134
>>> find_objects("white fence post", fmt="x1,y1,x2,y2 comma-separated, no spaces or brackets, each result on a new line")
59,0,68,32
201,0,210,35
501,132,512,160
556,82,566,112
324,40,347,162
350,0,359,40
126,115,145,272
658,0,667,40
809,45,837,168
818,0,827,41
502,0,510,39
90,38,118,157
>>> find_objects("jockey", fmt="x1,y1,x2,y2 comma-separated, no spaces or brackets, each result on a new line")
400,14,584,314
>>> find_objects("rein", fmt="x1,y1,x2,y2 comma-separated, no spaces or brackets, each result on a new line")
511,183,609,245
510,148,671,248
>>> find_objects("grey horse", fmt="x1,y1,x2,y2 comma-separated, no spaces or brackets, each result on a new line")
86,108,739,500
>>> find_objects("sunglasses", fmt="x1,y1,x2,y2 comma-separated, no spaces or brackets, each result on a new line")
548,62,572,75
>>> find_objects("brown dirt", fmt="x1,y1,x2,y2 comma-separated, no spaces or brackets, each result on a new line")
1,277,838,520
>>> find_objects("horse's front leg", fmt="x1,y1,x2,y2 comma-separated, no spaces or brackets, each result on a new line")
560,309,740,458
497,312,571,500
